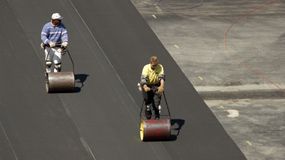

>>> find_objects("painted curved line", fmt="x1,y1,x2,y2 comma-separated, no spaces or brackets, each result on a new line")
224,0,279,50
223,0,285,91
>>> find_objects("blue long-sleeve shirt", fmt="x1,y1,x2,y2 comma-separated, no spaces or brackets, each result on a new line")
41,22,68,44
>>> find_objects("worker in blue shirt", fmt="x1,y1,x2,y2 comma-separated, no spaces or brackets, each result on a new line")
41,13,68,73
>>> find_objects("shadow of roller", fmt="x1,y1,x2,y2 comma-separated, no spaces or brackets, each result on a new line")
169,119,185,140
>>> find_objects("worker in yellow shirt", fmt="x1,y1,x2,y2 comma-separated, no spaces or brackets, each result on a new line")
140,56,165,119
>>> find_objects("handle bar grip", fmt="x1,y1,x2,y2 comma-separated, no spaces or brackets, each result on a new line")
42,43,65,48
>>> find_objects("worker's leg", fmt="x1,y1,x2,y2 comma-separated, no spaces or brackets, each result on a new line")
143,90,153,106
153,93,162,119
53,48,62,72
143,90,154,119
44,48,53,73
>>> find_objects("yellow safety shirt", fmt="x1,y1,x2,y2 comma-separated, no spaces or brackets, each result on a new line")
141,64,164,85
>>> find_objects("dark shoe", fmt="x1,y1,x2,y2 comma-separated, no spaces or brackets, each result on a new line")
154,107,160,119
155,114,160,120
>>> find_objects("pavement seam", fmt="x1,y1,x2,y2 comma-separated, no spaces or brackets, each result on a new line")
68,0,140,113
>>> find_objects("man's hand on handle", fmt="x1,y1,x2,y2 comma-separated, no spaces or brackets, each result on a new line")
61,42,68,48
157,86,164,95
143,85,151,92
49,42,56,48
157,79,165,95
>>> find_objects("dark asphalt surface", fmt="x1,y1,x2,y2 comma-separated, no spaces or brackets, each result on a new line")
0,0,246,159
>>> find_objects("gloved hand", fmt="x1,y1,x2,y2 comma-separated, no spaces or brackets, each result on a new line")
40,43,45,49
157,86,164,94
61,42,68,48
143,85,151,92
49,41,56,48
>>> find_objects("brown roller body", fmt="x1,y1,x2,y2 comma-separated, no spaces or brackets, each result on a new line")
140,118,171,141
46,72,75,93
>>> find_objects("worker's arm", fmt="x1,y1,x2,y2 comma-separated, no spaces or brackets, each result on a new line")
141,65,151,92
158,64,165,86
61,26,68,43
141,65,148,86
158,65,165,94
41,24,50,44
160,79,165,88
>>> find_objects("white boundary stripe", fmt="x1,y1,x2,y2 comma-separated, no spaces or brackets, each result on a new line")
0,121,19,160
80,137,97,160
67,0,140,117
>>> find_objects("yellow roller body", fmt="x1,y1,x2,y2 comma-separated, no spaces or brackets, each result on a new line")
46,72,75,93
140,118,171,141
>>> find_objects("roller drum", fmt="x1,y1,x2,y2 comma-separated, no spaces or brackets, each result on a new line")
46,72,75,93
140,119,171,141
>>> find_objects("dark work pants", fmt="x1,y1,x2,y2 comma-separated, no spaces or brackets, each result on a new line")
143,89,161,116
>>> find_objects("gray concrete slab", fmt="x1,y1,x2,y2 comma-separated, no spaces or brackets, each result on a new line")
132,0,285,86
131,0,285,159
206,99,285,160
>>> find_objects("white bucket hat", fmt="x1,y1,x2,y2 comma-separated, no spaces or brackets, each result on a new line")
51,13,63,20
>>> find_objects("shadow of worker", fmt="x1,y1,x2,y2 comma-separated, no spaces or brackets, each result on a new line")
74,74,89,92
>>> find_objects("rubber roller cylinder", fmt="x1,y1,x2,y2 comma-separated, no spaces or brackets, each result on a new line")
140,119,171,141
46,72,75,93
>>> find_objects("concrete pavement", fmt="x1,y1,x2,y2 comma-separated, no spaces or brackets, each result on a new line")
131,0,285,159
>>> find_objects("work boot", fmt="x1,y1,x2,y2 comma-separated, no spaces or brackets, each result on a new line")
155,111,160,120
155,114,160,120
54,68,61,72
46,67,51,73
54,64,61,73
45,61,52,73
145,105,152,120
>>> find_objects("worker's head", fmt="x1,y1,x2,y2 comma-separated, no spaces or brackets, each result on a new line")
51,13,63,26
150,56,159,69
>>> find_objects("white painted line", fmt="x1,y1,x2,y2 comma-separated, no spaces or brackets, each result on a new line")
198,76,204,81
219,105,225,109
80,137,97,160
246,140,253,146
0,121,19,160
152,14,157,19
174,44,180,49
226,109,239,118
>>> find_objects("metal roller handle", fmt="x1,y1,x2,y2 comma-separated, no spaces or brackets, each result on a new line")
65,49,75,73
163,91,171,118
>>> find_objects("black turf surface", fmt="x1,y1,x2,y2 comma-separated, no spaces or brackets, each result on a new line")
0,0,246,159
